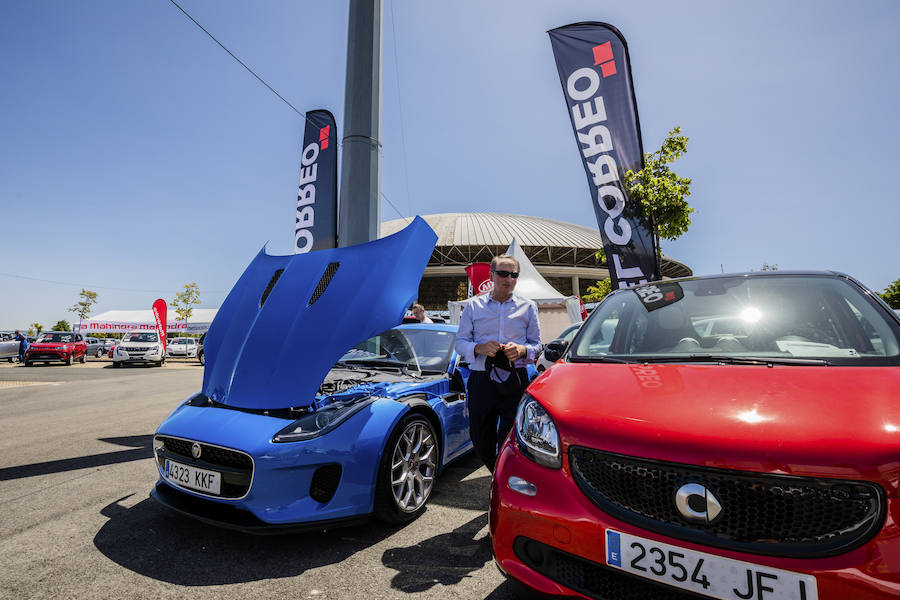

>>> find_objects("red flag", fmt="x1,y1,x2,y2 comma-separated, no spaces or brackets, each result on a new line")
152,299,167,354
578,296,589,321
465,263,493,296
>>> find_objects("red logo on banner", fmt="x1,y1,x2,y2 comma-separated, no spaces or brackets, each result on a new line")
592,42,617,77
152,299,167,353
319,125,330,150
465,263,493,296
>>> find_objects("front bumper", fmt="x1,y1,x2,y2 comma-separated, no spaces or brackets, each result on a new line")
490,438,900,600
150,481,368,534
151,400,408,530
114,350,162,363
24,350,69,363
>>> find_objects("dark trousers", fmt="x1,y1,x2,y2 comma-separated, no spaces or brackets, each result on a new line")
466,368,528,473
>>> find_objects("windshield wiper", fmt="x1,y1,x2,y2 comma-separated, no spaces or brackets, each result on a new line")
639,354,833,366
568,355,638,364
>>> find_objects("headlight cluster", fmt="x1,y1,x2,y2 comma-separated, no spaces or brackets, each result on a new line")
273,399,373,442
515,394,561,469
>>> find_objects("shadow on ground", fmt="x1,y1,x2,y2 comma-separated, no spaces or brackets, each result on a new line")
93,494,408,585
428,452,492,512
0,435,153,481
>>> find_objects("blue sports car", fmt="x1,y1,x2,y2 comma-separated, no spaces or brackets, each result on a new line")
150,218,475,531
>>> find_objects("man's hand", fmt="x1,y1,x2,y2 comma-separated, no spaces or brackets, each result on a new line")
502,343,525,361
475,340,502,357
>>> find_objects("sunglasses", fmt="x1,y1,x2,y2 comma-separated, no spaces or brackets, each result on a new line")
492,270,519,279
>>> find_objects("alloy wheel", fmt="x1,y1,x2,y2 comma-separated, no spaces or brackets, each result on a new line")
389,420,437,513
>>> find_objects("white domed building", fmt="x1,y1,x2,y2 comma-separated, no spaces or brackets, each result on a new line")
380,212,692,309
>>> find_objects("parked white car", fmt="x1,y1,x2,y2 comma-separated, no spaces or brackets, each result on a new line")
113,331,165,367
166,337,198,357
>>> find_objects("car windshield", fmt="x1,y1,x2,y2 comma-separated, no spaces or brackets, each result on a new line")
171,339,185,344
123,332,159,342
38,333,74,343
570,275,900,366
339,327,457,372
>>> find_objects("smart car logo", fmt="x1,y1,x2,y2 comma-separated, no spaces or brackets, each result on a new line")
592,42,617,77
191,442,202,459
675,483,722,524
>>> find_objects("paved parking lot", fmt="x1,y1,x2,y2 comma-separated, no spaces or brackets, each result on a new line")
0,360,538,600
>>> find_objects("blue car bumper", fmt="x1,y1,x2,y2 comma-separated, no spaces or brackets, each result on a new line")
152,397,412,531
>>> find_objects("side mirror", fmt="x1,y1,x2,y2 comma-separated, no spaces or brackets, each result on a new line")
543,339,569,363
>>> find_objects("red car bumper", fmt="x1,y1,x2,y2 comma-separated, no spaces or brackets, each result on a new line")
490,438,900,600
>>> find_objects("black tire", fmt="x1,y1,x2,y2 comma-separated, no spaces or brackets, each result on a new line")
66,354,73,366
25,361,33,367
96,349,104,358
79,352,86,364
374,413,439,524
198,350,205,366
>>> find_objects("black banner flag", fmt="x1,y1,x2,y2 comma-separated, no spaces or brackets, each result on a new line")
295,109,338,253
549,23,660,288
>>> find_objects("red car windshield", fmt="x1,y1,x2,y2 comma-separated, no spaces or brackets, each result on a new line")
572,274,900,366
37,333,75,343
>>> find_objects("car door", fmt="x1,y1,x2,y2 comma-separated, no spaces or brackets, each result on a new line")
0,335,18,359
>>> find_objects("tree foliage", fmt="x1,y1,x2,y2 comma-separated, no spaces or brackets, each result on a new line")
53,320,71,332
68,289,98,321
172,283,201,325
759,262,779,271
582,278,613,303
29,323,44,336
881,279,900,309
623,127,694,255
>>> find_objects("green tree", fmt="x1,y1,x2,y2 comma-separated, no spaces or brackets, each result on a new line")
68,289,98,333
759,262,779,271
881,279,900,309
623,126,694,258
29,322,44,336
171,283,201,332
53,320,71,332
582,278,613,303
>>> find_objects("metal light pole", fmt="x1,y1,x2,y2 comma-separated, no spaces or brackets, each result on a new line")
338,0,382,247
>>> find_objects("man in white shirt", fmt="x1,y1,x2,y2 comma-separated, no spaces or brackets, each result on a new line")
411,303,433,324
454,254,541,473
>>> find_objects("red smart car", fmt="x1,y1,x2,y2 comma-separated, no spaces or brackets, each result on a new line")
24,331,87,366
491,271,900,600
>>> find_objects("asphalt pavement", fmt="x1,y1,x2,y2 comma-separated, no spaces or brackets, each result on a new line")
0,358,541,600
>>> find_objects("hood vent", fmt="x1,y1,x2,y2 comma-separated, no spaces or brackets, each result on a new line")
309,262,340,306
260,269,284,308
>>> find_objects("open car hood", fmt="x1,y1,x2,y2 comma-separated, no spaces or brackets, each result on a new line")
201,217,437,410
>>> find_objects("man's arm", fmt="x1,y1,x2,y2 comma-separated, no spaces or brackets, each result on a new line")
454,305,478,365
523,302,542,362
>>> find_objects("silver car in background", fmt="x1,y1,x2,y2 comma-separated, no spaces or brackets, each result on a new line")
0,332,21,362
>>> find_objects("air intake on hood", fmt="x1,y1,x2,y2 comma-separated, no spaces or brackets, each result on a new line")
309,262,340,306
260,269,284,308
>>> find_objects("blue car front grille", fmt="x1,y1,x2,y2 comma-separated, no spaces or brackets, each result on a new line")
156,435,253,498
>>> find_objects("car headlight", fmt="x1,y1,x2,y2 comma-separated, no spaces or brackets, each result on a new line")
515,394,561,469
273,399,374,442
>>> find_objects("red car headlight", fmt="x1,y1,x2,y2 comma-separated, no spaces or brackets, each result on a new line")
515,394,562,469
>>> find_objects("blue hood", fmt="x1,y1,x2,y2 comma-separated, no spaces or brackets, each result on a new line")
201,217,437,410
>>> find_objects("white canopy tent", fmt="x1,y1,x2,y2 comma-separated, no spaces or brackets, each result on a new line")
448,239,582,343
75,309,218,335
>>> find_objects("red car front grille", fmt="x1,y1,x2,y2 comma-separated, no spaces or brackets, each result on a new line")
569,447,884,558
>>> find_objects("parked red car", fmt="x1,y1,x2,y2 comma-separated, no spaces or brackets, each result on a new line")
24,331,87,366
491,271,900,600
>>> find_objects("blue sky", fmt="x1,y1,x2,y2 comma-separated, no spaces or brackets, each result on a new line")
2,0,899,329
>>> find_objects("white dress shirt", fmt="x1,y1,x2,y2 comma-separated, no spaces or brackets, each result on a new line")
455,293,541,371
